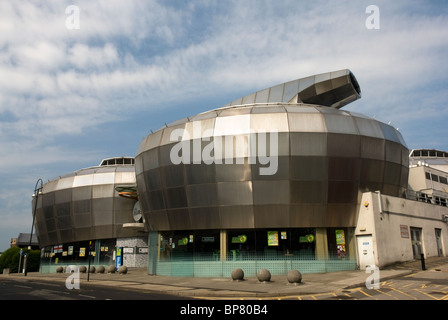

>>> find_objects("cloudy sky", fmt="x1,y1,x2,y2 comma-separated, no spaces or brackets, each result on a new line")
0,0,447,251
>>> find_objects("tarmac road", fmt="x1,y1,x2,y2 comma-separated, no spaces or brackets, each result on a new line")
0,277,196,300
1,256,447,301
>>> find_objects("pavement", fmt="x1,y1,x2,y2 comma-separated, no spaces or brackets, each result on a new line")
2,256,448,299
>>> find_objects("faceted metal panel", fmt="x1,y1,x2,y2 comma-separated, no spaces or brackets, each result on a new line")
217,182,253,206
290,132,327,156
189,207,221,229
327,134,360,157
323,114,359,134
215,162,252,182
360,136,385,160
253,204,290,227
290,157,327,181
167,208,191,230
290,204,327,227
72,186,92,201
288,113,327,132
252,180,290,205
186,184,218,207
185,163,216,184
219,205,254,229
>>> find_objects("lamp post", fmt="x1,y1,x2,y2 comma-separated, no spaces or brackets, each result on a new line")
24,178,43,276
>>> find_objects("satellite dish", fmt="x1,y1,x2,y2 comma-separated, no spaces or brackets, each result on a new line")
133,201,142,222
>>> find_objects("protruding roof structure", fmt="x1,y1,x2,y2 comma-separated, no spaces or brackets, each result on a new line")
222,69,361,109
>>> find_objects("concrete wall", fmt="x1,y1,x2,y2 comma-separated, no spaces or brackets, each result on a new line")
116,237,148,268
355,192,448,269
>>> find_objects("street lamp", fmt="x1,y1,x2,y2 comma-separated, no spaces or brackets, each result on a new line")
24,178,43,276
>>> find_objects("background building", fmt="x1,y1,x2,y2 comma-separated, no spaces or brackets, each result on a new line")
408,149,448,206
34,157,148,272
10,233,39,250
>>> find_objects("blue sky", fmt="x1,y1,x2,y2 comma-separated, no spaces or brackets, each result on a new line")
0,0,447,252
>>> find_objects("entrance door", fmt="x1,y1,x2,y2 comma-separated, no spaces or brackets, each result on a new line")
435,229,443,257
410,227,423,259
357,235,375,270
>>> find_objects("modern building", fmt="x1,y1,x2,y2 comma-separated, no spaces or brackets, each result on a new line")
34,157,148,272
135,69,439,277
32,70,448,276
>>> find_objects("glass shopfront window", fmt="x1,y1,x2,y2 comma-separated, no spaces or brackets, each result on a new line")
159,230,220,260
227,228,316,259
40,238,116,265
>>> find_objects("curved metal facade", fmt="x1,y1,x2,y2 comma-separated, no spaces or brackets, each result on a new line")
34,160,140,248
136,70,409,232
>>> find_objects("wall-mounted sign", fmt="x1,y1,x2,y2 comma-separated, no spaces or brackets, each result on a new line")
123,247,134,254
231,235,247,243
299,234,315,243
138,247,148,254
267,231,279,246
336,230,346,258
400,225,409,238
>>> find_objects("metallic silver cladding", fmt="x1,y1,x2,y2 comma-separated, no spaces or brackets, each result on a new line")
33,164,141,248
136,104,409,232
222,69,361,109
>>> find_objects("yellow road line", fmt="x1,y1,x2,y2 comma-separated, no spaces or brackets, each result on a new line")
413,289,439,300
388,287,417,300
359,289,378,300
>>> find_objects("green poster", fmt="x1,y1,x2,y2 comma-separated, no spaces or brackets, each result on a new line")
267,231,279,246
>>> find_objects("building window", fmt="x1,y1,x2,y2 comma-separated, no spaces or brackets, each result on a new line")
227,228,316,259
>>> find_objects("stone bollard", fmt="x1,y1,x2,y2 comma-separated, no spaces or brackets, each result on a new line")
56,266,64,273
257,269,271,282
89,266,96,274
231,268,244,281
79,266,87,273
287,270,302,284
118,266,128,275
107,265,116,273
96,265,105,273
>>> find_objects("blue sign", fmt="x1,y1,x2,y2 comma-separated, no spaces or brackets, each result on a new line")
115,247,123,270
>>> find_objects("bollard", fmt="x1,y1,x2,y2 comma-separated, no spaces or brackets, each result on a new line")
420,253,426,270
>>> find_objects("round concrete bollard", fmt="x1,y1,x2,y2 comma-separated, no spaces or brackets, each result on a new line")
56,266,63,273
89,266,96,273
79,266,87,273
231,268,244,281
96,265,105,273
287,270,302,284
107,265,116,273
118,266,128,275
257,269,271,282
